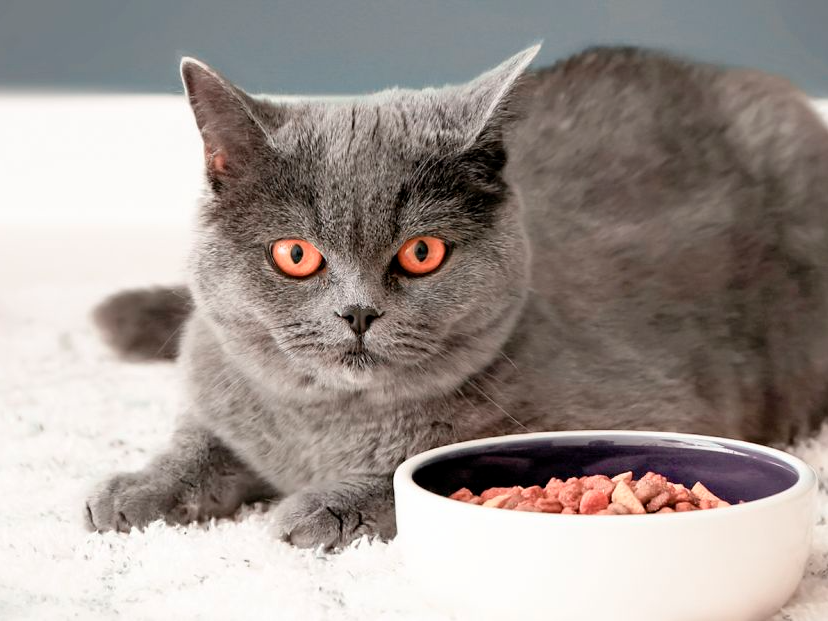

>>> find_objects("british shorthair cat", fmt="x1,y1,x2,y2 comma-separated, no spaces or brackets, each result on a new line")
86,45,828,548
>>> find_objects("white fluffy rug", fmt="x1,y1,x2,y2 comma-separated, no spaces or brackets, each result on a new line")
3,286,828,621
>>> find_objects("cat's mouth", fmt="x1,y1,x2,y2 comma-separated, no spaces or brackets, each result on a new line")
336,338,386,371
339,348,381,369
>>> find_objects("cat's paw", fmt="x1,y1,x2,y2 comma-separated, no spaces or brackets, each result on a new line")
84,471,194,533
273,487,395,550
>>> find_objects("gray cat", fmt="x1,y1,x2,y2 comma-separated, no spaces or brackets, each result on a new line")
85,44,828,549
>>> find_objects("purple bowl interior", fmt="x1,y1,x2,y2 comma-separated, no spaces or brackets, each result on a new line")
412,434,800,503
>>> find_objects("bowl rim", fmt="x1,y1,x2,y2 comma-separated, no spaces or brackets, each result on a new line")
393,430,817,521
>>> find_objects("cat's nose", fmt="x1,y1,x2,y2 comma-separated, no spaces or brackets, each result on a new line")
338,306,381,335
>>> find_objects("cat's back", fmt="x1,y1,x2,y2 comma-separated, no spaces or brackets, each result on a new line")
503,46,828,443
507,46,828,303
509,45,828,223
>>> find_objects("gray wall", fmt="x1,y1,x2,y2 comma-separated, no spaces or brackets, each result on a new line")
3,0,828,96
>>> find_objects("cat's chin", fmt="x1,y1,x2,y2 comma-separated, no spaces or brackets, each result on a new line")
331,350,382,387
338,367,376,387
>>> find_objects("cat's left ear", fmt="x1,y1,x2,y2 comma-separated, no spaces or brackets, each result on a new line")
455,44,541,149
180,57,274,181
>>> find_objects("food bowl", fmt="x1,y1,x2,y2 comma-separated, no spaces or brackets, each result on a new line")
393,431,816,621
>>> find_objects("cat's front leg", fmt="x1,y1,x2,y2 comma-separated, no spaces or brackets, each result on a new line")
273,474,395,549
85,424,274,532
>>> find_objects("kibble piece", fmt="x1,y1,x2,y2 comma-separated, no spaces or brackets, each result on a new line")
611,471,633,484
582,475,615,496
559,478,584,510
646,490,673,513
449,488,475,502
480,486,522,502
692,482,724,504
502,494,526,510
641,471,669,487
633,479,663,504
520,485,545,501
671,484,697,504
611,480,646,514
482,493,514,508
536,498,564,513
579,489,610,514
544,478,564,501
675,501,699,512
514,501,542,512
607,502,631,515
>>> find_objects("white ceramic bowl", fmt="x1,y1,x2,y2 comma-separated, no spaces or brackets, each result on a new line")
393,430,816,621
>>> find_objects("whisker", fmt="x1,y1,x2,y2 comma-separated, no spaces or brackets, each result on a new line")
455,387,484,422
499,351,518,370
388,342,439,356
154,322,185,357
211,372,250,405
467,379,529,432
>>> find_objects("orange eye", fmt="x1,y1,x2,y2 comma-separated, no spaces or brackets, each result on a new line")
270,239,324,278
396,237,447,275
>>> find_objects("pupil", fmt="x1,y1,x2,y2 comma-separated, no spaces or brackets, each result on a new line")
290,244,304,264
414,240,429,262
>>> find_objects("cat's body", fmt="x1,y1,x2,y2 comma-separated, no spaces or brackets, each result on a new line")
86,46,828,548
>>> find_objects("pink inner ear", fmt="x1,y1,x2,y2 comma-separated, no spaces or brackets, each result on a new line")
204,144,228,174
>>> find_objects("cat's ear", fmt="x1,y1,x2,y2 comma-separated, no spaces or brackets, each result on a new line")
455,44,541,149
180,57,272,180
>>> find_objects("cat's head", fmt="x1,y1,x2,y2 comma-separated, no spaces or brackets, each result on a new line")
182,46,539,401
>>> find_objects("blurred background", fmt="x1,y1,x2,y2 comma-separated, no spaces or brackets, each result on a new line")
2,0,828,288
3,0,828,94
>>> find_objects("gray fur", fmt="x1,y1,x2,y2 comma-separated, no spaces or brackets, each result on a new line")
86,45,828,549
93,286,192,360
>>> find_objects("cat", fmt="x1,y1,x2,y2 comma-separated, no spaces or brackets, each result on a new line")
85,44,828,549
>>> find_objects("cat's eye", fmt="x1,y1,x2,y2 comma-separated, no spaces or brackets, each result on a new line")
396,236,447,275
270,239,324,278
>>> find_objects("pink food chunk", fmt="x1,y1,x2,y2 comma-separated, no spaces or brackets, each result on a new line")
579,489,610,514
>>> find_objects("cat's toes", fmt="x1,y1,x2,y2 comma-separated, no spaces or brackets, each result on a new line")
84,472,189,533
273,490,381,550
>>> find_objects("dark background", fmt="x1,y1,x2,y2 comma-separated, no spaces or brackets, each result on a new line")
2,0,828,95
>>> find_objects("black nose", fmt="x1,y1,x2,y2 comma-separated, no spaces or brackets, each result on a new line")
339,306,381,335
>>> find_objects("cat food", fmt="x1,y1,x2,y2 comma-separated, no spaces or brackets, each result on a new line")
448,472,733,514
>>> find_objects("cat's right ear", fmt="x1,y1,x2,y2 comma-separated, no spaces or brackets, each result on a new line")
180,57,271,180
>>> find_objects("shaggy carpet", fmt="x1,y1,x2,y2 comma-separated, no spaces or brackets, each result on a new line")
2,98,828,620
